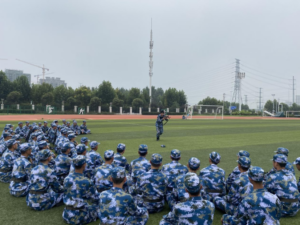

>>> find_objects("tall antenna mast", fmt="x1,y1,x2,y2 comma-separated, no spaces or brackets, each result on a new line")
149,19,154,108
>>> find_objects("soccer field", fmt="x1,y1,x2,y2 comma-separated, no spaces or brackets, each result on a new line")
0,118,300,224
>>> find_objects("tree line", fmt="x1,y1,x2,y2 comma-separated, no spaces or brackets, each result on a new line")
0,71,187,110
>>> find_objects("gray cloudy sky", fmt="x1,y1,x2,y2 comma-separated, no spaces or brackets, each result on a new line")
1,0,300,108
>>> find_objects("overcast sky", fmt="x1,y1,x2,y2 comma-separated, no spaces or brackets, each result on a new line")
1,0,300,108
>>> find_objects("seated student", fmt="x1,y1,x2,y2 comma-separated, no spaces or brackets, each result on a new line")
15,122,25,138
62,155,99,225
167,157,201,211
0,139,19,183
42,121,49,134
54,143,72,185
265,154,300,217
138,153,167,214
71,121,81,135
160,173,215,225
80,120,91,134
200,152,226,201
222,166,282,225
293,157,300,192
213,156,253,216
99,167,149,225
114,143,129,172
26,149,64,211
9,143,33,197
85,141,103,179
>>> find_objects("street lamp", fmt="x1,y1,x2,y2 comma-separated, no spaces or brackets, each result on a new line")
272,94,275,114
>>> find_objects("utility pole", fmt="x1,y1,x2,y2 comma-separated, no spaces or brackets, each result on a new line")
272,94,275,114
232,59,245,111
223,93,225,108
259,88,262,112
293,76,295,104
149,19,154,108
244,95,248,106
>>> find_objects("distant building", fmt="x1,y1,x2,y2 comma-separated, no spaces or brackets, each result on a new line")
296,95,300,106
5,69,31,84
39,77,67,88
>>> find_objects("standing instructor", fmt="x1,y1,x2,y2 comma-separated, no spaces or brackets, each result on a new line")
156,110,169,141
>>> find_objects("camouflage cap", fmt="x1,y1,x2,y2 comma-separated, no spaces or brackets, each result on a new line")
275,147,289,156
18,122,23,125
293,157,300,165
80,137,90,144
51,123,57,127
76,144,87,154
188,157,200,170
20,143,32,153
272,154,287,164
184,172,201,194
118,156,128,167
111,167,126,180
5,139,17,148
12,134,21,140
90,141,100,149
61,129,68,134
248,166,264,182
104,150,114,159
209,151,221,164
53,120,58,123
37,135,47,142
3,132,12,138
62,119,66,122
68,133,76,140
25,121,30,124
83,120,86,123
62,143,71,152
237,156,251,168
38,140,48,148
237,150,250,157
38,122,42,125
170,149,181,159
150,153,163,165
73,155,86,167
138,144,148,154
117,143,126,152
44,121,48,124
38,149,52,161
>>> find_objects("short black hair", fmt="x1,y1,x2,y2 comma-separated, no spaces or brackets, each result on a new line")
74,164,84,170
139,152,147,157
187,189,200,196
171,157,180,161
278,163,286,168
117,149,124,153
241,166,249,171
150,161,160,167
251,180,263,185
112,177,125,184
104,157,112,161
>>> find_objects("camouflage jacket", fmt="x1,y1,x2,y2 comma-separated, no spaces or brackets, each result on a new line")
129,156,151,182
93,163,115,192
200,164,226,195
85,150,103,179
0,149,18,182
54,153,72,176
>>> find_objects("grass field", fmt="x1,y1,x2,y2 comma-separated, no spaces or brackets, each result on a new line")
0,118,300,225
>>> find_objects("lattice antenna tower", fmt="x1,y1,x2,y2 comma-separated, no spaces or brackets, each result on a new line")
149,19,154,108
231,59,245,111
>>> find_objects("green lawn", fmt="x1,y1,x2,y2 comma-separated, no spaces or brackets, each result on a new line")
0,119,300,224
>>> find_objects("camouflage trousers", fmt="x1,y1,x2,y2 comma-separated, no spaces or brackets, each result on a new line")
213,196,237,215
62,204,98,225
0,171,12,183
125,209,149,225
280,201,299,217
141,199,165,214
9,181,30,197
26,189,63,211
80,129,91,134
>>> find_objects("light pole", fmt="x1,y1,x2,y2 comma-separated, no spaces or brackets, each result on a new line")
272,94,275,114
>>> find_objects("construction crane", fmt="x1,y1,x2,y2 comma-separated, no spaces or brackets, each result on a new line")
16,59,49,83
33,72,54,84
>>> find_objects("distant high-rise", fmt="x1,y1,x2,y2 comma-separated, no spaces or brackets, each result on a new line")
39,77,67,88
5,69,31,84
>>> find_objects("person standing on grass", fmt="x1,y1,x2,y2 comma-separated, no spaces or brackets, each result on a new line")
213,156,253,216
161,149,188,198
0,139,19,183
9,143,33,197
225,150,250,192
200,152,226,202
167,157,201,211
156,110,169,141
222,166,282,225
62,155,99,225
160,173,215,225
265,154,300,217
26,149,64,211
99,167,149,225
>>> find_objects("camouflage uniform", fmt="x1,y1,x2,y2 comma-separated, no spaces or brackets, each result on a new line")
9,144,33,197
71,121,81,135
214,157,253,216
15,122,25,137
54,153,72,185
222,167,282,225
114,143,129,172
80,121,91,134
138,153,167,213
0,140,19,183
62,156,99,225
26,149,64,211
265,154,300,217
41,122,49,134
48,124,57,145
200,152,226,201
85,141,103,179
160,173,215,225
93,150,115,193
129,145,151,183
293,157,300,193
161,149,188,196
167,157,201,211
99,167,149,225
226,150,250,192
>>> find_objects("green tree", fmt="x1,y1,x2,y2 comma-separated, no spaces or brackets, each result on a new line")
199,97,221,105
13,76,31,102
264,100,274,112
31,83,54,104
132,98,143,107
112,97,124,108
152,87,164,107
74,86,92,106
115,88,127,103
41,92,54,105
67,97,77,107
6,91,22,104
178,90,187,106
141,87,150,107
53,85,69,104
0,71,13,101
97,81,116,104
162,88,179,107
89,97,101,110
128,88,141,105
